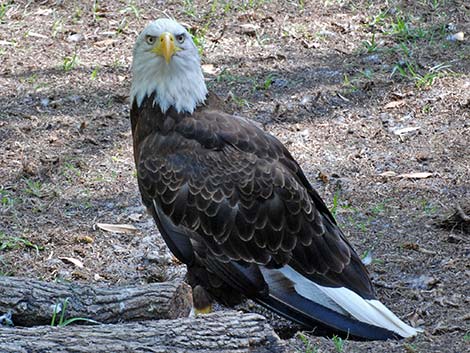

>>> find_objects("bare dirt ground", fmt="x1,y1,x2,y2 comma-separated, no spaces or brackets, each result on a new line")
0,1,469,352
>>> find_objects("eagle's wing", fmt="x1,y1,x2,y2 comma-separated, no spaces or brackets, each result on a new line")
135,106,417,340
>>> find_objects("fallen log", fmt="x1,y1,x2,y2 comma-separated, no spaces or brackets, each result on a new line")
0,311,286,353
0,276,192,326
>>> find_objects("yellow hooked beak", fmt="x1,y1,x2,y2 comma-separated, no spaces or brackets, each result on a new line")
152,32,178,64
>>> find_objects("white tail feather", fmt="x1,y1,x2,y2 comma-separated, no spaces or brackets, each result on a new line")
316,285,420,338
279,266,420,338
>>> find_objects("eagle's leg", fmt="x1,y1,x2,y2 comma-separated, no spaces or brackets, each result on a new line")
192,285,213,315
186,264,244,315
186,266,213,316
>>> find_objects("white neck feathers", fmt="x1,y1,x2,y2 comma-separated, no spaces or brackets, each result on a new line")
131,48,207,114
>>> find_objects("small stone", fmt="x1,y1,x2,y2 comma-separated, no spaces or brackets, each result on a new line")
416,153,430,162
361,250,373,266
128,213,142,221
67,33,84,42
69,95,82,104
446,32,464,41
300,95,313,107
408,275,439,290
236,24,259,36
364,54,380,64
40,98,50,107
318,30,336,37
145,252,172,264
272,78,288,89
0,311,14,327
446,23,457,32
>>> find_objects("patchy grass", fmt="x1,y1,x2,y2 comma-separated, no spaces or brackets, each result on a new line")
332,334,346,352
51,297,100,327
24,180,44,198
189,27,207,56
391,60,452,88
362,33,379,53
0,232,44,253
62,54,79,71
0,2,12,23
255,74,277,91
403,343,419,353
0,188,16,210
120,1,141,19
296,332,318,353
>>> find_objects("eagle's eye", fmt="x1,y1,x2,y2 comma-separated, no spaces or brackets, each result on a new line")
175,33,185,44
145,35,156,45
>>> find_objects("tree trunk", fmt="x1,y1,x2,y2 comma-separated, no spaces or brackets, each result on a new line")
0,277,192,326
0,312,286,353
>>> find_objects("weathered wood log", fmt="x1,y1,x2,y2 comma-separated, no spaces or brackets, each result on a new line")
0,276,192,326
0,311,286,353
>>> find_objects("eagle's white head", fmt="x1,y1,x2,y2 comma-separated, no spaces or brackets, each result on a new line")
131,18,208,114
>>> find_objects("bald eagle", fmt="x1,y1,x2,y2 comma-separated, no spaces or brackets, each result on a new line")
130,18,419,340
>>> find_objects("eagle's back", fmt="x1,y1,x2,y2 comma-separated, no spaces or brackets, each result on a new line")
131,93,374,300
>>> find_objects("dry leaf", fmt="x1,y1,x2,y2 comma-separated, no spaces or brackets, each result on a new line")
75,235,94,244
202,64,217,75
59,257,84,268
402,242,420,251
72,271,87,280
94,273,104,281
418,247,437,255
379,171,397,177
318,171,329,183
398,172,433,179
27,32,48,39
35,8,53,16
302,39,319,49
128,213,142,221
96,223,138,234
337,93,350,102
384,100,405,109
393,126,421,136
0,40,15,46
94,39,117,47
